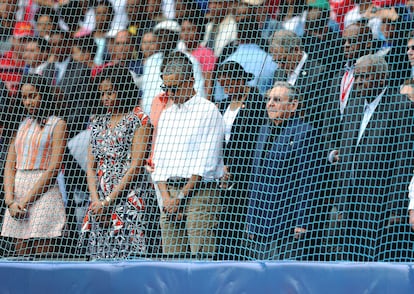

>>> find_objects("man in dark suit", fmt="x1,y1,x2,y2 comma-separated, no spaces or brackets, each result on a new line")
269,29,334,260
269,29,327,131
246,81,319,260
42,29,94,257
42,29,94,139
333,54,414,262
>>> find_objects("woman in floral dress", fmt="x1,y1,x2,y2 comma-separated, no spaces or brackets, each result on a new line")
79,66,152,259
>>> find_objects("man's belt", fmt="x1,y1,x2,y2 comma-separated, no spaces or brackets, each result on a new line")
167,177,189,189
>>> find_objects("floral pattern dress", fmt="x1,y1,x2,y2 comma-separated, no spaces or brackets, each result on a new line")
78,107,150,259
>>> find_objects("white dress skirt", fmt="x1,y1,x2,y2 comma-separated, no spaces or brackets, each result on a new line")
1,170,66,239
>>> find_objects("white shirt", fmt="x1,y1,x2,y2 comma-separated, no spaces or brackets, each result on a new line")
287,52,308,86
54,57,71,84
340,66,354,118
344,5,382,40
357,88,386,146
408,175,414,210
152,93,224,182
223,105,240,144
202,15,238,57
28,62,49,75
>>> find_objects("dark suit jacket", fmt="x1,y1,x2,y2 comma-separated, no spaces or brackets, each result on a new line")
338,89,414,224
42,58,93,139
247,116,318,241
219,87,267,188
274,54,328,131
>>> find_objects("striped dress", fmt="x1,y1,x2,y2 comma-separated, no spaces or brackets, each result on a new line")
1,116,66,239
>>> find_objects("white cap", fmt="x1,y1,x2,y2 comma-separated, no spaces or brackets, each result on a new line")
241,0,265,5
153,20,181,33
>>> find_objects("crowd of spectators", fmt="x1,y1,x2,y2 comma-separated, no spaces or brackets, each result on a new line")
0,0,414,262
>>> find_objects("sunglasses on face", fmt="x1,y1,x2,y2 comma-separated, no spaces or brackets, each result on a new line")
160,81,184,94
343,37,360,45
407,45,414,51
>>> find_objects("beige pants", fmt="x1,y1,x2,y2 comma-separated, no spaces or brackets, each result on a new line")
159,185,220,256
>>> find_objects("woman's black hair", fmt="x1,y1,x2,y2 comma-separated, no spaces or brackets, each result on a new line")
94,65,140,113
19,74,58,124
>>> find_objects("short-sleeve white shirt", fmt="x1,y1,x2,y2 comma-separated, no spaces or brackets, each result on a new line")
152,94,224,182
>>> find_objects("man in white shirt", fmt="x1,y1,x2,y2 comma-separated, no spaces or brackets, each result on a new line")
152,51,224,258
333,54,414,262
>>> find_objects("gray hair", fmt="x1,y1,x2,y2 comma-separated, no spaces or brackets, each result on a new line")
270,29,302,53
271,81,300,103
355,54,389,78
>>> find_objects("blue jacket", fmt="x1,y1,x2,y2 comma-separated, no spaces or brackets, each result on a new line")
247,117,317,241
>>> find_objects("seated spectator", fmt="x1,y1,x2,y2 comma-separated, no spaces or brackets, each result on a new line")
140,31,158,63
90,0,113,65
406,30,414,78
33,6,60,41
302,6,343,77
275,0,308,37
72,35,98,70
1,74,67,257
0,0,17,54
214,60,267,260
126,0,164,45
213,12,278,102
141,20,205,115
235,0,273,51
0,22,33,95
245,81,318,260
23,36,50,75
180,11,216,100
92,29,141,77
375,5,412,88
400,78,414,101
202,0,237,57
70,0,128,38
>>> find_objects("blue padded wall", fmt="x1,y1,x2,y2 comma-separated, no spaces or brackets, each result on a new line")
1,261,414,294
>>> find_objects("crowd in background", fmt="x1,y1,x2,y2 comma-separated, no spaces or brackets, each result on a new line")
0,0,414,261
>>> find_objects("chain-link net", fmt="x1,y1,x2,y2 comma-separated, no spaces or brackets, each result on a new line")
0,0,413,262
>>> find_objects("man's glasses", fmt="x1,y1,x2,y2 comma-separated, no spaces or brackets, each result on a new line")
343,37,360,45
407,45,414,51
160,81,184,94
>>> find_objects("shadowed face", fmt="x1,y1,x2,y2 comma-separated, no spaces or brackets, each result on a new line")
21,83,42,115
99,79,118,110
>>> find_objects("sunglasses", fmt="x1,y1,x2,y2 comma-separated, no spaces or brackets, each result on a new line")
343,37,360,45
407,45,414,51
160,81,184,94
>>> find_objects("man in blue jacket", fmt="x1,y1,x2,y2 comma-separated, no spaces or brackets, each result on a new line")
246,81,319,260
